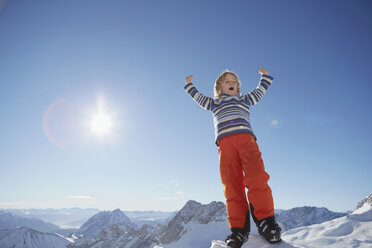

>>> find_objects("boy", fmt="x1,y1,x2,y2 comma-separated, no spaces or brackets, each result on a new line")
184,67,281,247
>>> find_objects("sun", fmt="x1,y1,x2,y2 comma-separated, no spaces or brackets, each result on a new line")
89,95,114,136
90,112,112,135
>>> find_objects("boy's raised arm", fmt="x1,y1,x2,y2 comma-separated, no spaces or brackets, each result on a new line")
184,74,213,111
244,67,274,106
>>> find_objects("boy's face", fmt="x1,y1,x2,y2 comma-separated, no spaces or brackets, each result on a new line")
221,73,238,96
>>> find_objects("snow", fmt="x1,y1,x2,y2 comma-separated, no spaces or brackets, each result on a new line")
210,201,372,248
165,222,230,248
353,202,372,215
211,236,296,248
152,222,230,248
281,204,372,248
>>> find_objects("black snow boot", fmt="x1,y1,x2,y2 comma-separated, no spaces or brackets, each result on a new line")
225,211,250,248
225,229,249,248
255,216,282,244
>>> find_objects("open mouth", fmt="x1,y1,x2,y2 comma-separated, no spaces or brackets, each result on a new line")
229,87,234,91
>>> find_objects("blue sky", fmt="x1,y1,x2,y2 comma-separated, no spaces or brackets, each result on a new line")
0,0,371,212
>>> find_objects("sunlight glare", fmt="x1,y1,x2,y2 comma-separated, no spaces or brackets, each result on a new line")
91,112,112,135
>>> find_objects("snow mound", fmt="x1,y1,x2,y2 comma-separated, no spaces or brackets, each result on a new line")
283,205,372,247
211,235,296,248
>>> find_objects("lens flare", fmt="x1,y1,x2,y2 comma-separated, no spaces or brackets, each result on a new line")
270,119,279,126
43,98,67,148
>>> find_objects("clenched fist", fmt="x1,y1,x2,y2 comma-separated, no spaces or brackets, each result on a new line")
258,67,268,76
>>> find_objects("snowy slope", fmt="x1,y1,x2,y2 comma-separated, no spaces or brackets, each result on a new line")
165,221,230,248
0,226,71,248
211,194,372,248
356,193,372,209
283,202,372,248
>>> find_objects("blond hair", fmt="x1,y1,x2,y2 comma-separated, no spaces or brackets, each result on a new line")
214,70,241,98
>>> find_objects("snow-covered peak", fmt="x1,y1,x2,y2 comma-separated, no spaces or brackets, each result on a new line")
111,209,129,221
356,193,372,210
353,199,372,216
77,209,132,239
0,226,71,248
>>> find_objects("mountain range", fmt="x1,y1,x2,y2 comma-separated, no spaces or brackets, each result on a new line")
1,194,371,248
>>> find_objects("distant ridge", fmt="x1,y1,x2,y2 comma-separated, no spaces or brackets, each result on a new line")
276,206,347,231
0,210,60,233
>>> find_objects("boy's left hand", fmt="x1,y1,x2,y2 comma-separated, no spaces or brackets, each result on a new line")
259,66,268,75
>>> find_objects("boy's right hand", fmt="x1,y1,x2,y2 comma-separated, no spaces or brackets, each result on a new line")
185,74,193,85
258,66,269,75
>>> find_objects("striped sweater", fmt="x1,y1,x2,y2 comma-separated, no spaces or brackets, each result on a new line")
184,74,274,145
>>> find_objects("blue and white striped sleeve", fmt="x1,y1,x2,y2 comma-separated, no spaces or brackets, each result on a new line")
244,74,274,106
184,83,213,111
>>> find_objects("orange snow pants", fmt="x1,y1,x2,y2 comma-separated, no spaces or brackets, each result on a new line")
218,133,275,229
